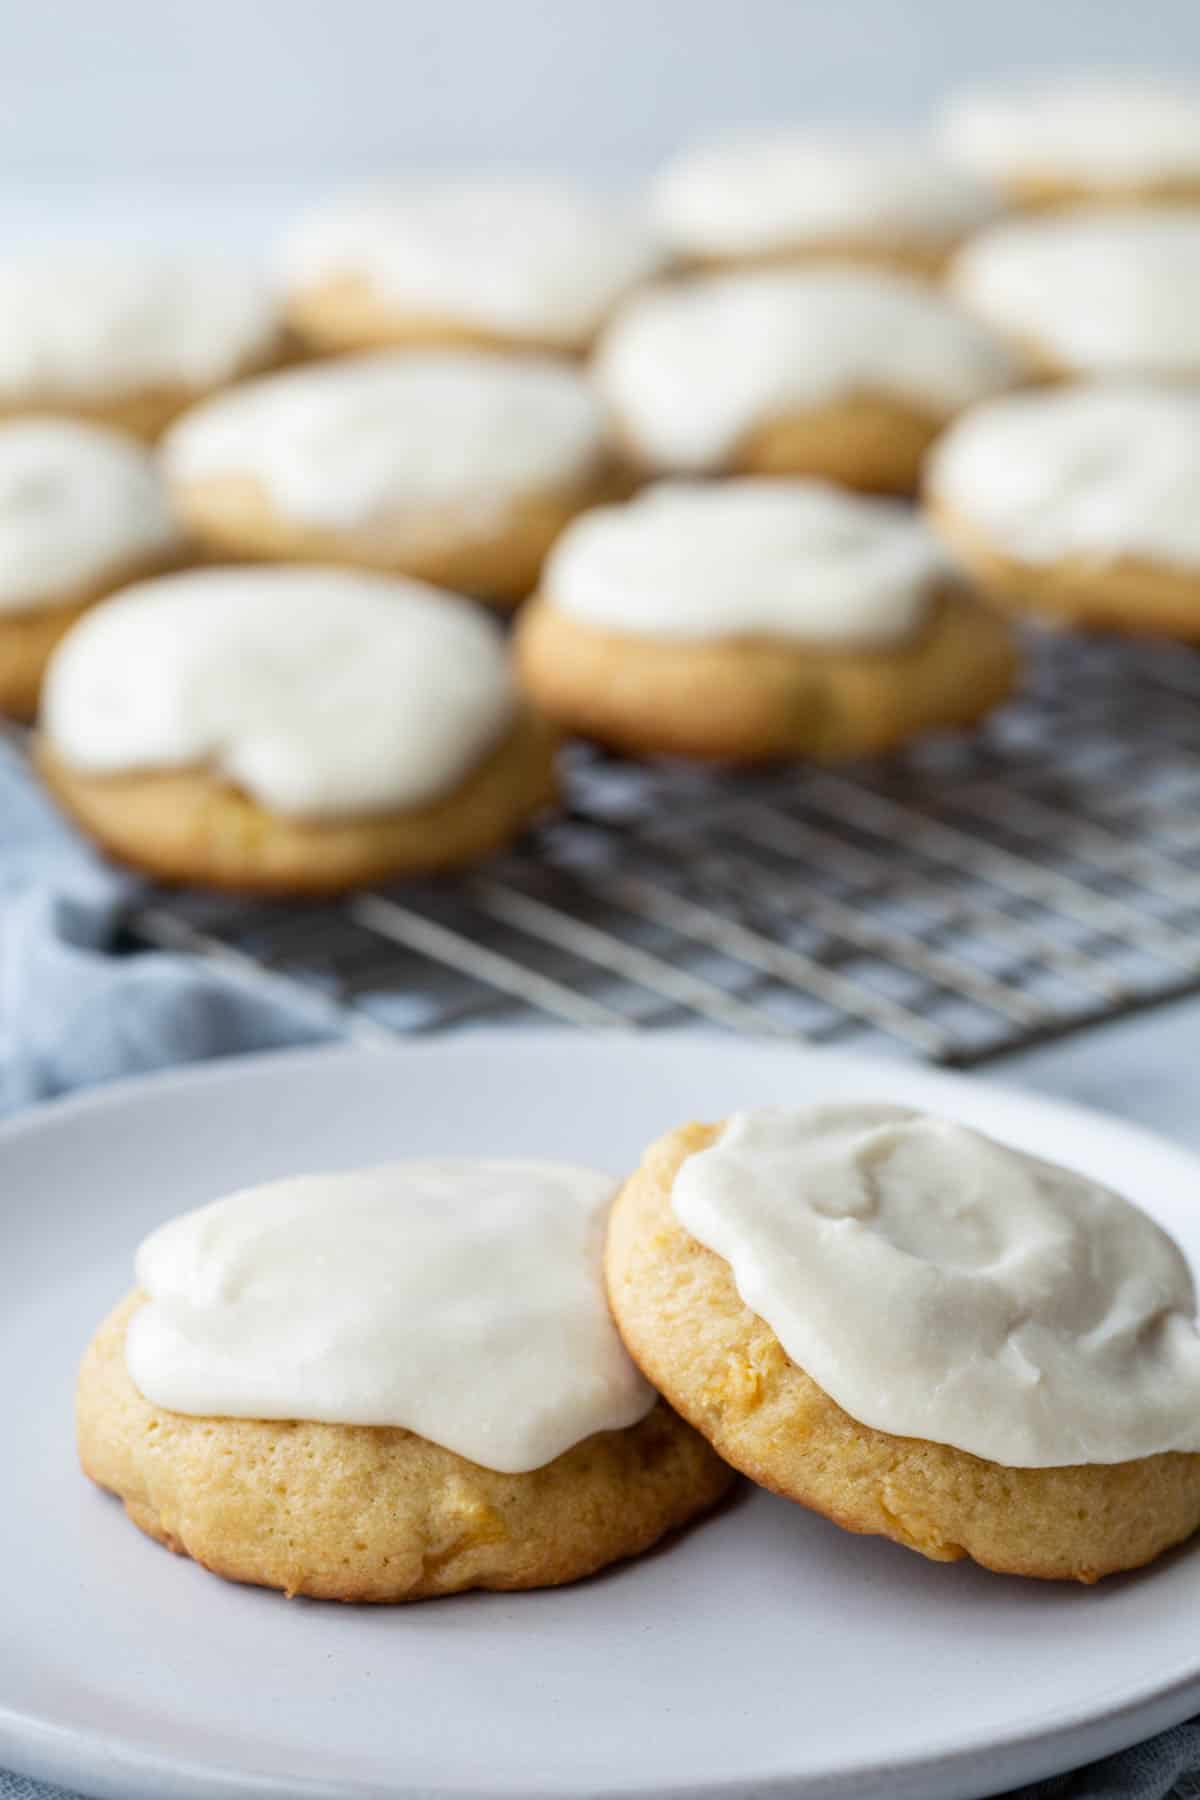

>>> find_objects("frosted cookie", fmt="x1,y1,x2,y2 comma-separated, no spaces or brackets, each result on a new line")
515,481,1017,762
950,210,1200,378
36,567,557,894
164,350,621,606
0,252,286,440
594,268,1024,493
77,1160,733,1601
282,176,662,357
652,128,997,274
0,419,182,719
607,1107,1200,1582
938,74,1200,210
926,386,1200,639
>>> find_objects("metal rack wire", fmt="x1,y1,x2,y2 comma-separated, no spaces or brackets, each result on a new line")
103,625,1200,1068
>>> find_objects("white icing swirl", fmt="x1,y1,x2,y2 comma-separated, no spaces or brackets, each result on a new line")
283,177,662,348
927,385,1200,569
545,480,940,644
672,1105,1200,1468
595,268,1022,472
0,419,177,614
126,1159,655,1473
653,128,997,259
951,210,1200,375
41,568,517,818
163,351,606,529
938,74,1200,187
0,254,279,400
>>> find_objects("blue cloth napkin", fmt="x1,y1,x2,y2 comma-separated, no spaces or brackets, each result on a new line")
2,742,1199,1800
0,742,326,1117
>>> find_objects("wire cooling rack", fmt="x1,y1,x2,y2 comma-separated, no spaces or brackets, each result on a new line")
95,625,1200,1069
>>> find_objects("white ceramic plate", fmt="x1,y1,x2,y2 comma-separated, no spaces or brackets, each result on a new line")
4,1035,1200,1800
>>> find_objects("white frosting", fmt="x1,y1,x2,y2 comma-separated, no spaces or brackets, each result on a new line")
163,351,605,529
0,420,177,615
41,568,517,818
939,75,1200,187
672,1105,1200,1468
545,480,941,644
928,385,1200,570
596,268,1022,471
951,210,1200,374
283,177,662,347
653,129,997,258
126,1159,654,1473
0,254,279,400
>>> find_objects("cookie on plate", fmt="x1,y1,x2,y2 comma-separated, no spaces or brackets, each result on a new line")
950,209,1200,379
78,1159,733,1601
163,350,623,607
606,1106,1200,1582
594,266,1024,494
282,176,662,358
937,74,1200,211
0,419,182,719
652,128,998,275
925,385,1200,639
0,252,288,440
36,566,558,894
515,480,1018,762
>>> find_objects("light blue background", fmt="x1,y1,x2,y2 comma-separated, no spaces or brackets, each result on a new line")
1,0,1198,183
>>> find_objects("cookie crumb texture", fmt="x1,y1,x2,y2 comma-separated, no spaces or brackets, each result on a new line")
930,497,1200,641
606,1123,1200,1582
170,467,631,609
515,591,1018,763
35,708,558,897
78,1294,734,1602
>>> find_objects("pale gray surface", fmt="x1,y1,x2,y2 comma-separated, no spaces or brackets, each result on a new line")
6,1039,1200,1800
0,0,1197,184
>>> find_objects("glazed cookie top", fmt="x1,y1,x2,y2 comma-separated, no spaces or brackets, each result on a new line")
938,74,1200,187
163,350,608,527
0,253,279,401
0,419,178,614
595,268,1023,471
125,1159,654,1472
283,176,662,348
41,568,517,817
927,385,1200,569
671,1104,1200,1467
544,480,943,643
652,128,997,259
950,210,1200,374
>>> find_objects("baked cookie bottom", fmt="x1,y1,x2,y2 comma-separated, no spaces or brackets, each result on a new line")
614,390,949,496
998,172,1200,213
285,274,589,359
737,391,948,495
514,589,1018,762
0,548,186,721
606,1122,1200,1583
0,335,297,441
34,707,559,896
78,1293,734,1602
675,235,960,281
168,465,633,608
929,497,1200,640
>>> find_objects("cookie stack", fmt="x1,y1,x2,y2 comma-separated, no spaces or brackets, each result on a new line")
927,75,1200,635
8,72,1200,894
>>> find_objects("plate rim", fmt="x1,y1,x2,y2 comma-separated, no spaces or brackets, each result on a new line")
5,1032,1200,1800
4,1029,1200,1180
3,1668,1200,1800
